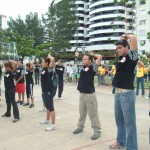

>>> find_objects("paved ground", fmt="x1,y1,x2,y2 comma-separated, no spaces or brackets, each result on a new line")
0,81,149,150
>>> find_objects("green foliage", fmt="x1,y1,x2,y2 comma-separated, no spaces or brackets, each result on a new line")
2,13,45,58
140,0,146,5
147,32,150,41
43,0,77,52
138,55,148,65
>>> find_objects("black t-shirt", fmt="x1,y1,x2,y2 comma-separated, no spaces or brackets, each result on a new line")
15,67,25,83
77,64,97,93
4,71,15,89
112,50,138,89
34,64,40,73
41,67,54,93
25,69,34,85
55,65,65,81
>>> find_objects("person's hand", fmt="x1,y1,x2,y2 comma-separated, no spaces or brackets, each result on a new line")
121,34,127,40
88,51,94,57
15,80,18,85
47,53,52,58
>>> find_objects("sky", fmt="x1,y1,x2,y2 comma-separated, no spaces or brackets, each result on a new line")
0,0,52,19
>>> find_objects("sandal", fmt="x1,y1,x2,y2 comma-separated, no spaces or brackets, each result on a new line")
109,142,126,149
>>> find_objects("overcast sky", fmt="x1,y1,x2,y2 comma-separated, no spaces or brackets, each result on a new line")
0,0,52,19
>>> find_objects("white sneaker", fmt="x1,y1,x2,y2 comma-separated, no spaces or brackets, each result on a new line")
40,120,49,124
58,97,62,100
45,124,56,131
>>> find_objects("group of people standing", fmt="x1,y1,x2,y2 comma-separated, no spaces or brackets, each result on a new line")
1,60,36,122
1,33,148,150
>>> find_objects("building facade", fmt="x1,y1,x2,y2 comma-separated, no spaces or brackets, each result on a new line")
0,14,7,30
136,0,150,55
70,0,135,52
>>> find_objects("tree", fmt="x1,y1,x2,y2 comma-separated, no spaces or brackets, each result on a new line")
2,13,45,57
43,0,77,52
147,32,150,41
25,12,44,47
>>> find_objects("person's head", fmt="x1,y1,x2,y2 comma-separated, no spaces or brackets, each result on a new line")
137,61,143,67
57,59,63,66
17,60,23,67
82,55,93,67
26,63,31,70
41,58,50,69
4,61,13,71
116,39,130,56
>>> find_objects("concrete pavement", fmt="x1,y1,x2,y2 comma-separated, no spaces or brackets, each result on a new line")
0,82,149,150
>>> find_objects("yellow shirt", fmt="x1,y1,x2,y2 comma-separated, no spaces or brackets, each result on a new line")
143,67,148,74
112,65,116,75
137,66,144,77
98,66,102,74
99,67,106,75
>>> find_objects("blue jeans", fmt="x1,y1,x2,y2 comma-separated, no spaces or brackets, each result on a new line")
115,90,138,150
136,77,145,96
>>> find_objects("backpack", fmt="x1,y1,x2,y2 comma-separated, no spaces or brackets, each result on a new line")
52,73,59,87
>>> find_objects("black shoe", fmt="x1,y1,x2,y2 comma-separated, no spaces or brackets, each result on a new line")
73,128,83,134
2,113,11,117
16,100,21,103
23,103,30,106
12,118,20,123
29,104,34,108
19,101,24,105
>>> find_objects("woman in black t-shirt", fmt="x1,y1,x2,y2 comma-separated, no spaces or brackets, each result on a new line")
2,61,20,123
40,53,56,131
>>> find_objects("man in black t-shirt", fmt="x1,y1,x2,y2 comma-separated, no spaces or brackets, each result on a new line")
73,53,102,140
110,34,138,150
34,62,40,84
53,59,65,100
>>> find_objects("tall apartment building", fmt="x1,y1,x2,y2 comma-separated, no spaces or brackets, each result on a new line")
70,0,135,52
136,0,150,55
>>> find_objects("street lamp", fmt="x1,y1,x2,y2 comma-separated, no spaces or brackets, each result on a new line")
74,46,85,65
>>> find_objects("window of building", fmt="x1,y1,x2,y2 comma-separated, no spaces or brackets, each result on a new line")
139,10,146,15
139,20,146,25
139,40,146,46
140,0,146,5
139,30,146,36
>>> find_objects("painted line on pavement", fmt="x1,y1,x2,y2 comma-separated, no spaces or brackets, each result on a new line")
72,132,147,150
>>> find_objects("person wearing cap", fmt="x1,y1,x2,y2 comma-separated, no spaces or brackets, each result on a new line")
53,59,65,100
2,61,20,123
110,34,138,149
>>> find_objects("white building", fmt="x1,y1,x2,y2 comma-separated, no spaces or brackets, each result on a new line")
70,0,135,52
136,0,150,55
0,14,7,29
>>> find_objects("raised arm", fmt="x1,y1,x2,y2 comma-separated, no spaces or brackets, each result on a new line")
90,52,102,66
121,34,138,51
47,53,55,68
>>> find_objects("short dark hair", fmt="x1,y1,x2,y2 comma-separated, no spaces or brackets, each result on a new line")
5,61,13,69
116,39,130,49
85,55,93,62
44,58,50,66
26,63,31,68
58,59,63,63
